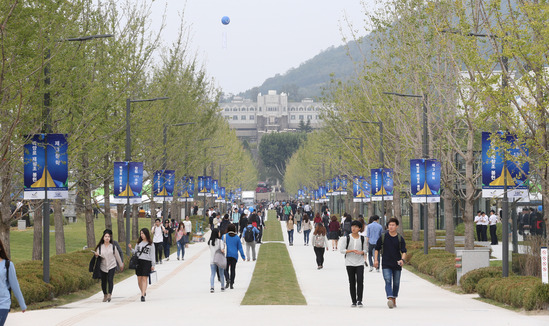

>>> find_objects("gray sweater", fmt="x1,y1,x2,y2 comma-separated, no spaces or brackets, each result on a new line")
132,241,155,267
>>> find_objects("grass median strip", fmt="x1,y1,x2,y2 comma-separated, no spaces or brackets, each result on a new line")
241,212,306,305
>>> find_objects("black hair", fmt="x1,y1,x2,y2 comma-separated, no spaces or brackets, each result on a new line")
351,220,362,228
372,215,380,221
208,228,221,246
95,229,113,250
477,210,482,214
0,238,9,260
138,228,152,244
155,218,161,222
387,217,399,226
227,224,236,233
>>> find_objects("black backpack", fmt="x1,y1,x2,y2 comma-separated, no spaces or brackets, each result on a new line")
244,226,255,243
345,235,365,257
343,220,352,233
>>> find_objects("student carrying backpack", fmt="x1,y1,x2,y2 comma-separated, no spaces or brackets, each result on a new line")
244,225,256,243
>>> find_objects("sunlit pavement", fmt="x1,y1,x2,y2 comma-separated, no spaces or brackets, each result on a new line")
7,220,549,326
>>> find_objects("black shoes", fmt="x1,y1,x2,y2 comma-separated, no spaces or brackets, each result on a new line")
141,296,145,302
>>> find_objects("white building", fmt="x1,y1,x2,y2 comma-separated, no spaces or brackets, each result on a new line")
219,90,324,141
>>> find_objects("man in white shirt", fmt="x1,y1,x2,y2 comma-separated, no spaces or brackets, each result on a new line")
340,220,368,308
474,211,483,241
489,210,499,245
151,218,166,264
480,212,489,241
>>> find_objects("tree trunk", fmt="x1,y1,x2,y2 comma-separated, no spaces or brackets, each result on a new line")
412,203,420,241
132,203,139,241
0,167,12,256
82,152,95,249
394,190,403,234
103,155,112,230
33,201,43,260
464,128,476,249
53,200,65,254
443,188,455,253
117,204,125,244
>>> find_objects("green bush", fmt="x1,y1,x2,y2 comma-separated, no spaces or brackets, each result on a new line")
460,266,502,293
477,276,549,310
408,249,457,285
512,253,527,275
12,249,129,308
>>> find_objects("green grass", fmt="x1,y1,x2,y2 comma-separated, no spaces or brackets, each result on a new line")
9,214,205,262
241,243,306,305
263,211,283,241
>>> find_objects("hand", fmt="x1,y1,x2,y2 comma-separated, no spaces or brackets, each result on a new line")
128,244,132,249
374,261,379,268
398,259,404,267
151,266,155,271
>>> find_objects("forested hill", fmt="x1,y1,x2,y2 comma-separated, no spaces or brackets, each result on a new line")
235,38,372,101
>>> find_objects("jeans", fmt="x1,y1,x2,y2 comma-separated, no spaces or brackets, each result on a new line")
368,243,379,268
226,257,237,285
154,242,163,263
382,268,401,298
314,246,325,266
177,240,185,259
288,229,294,244
303,229,311,245
296,220,302,232
0,309,8,325
100,267,116,294
210,264,225,289
346,265,364,304
246,241,256,260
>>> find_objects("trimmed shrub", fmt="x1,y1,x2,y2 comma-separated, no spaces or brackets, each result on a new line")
460,266,502,293
408,249,457,285
477,276,549,310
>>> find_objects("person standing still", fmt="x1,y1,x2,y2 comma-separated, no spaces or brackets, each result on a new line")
340,220,367,308
480,212,489,241
474,211,483,241
489,210,499,245
374,218,407,309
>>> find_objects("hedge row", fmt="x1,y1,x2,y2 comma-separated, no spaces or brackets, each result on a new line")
407,249,457,285
459,266,502,293
477,276,549,310
13,250,129,308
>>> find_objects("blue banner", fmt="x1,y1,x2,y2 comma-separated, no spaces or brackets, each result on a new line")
205,177,213,197
197,176,206,196
320,186,327,202
298,188,304,199
24,134,68,200
326,180,333,196
410,159,441,203
362,179,371,202
371,168,393,201
177,176,194,202
212,179,219,198
153,170,175,201
113,162,143,204
482,132,529,199
216,186,226,202
353,176,364,202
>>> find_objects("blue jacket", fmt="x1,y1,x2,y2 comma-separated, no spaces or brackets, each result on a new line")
223,232,245,260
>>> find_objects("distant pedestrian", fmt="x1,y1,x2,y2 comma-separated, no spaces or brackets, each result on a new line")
489,210,499,245
480,212,489,241
313,212,322,227
0,238,26,324
340,220,367,308
474,211,483,241
243,222,260,261
283,202,292,221
328,215,340,250
128,228,155,302
151,218,166,264
208,228,225,293
162,219,173,261
302,214,313,246
374,218,407,309
312,223,329,269
294,208,303,233
223,224,246,289
287,214,295,246
94,229,124,302
219,214,231,235
175,223,186,260
366,215,383,272
183,215,192,247
342,214,353,237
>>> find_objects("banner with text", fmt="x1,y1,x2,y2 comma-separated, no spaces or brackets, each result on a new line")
371,168,393,201
113,162,143,204
410,159,441,203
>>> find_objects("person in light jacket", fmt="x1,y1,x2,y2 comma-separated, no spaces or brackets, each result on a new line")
208,228,225,293
94,229,124,303
0,238,26,325
128,228,155,302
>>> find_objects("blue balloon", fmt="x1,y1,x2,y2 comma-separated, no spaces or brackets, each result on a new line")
221,16,230,25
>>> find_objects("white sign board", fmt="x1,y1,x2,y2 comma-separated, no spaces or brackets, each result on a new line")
541,247,548,284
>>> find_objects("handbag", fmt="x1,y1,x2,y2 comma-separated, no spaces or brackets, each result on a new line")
89,255,102,279
129,246,143,270
214,249,227,269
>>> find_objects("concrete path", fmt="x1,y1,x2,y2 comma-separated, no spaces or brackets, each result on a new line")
7,220,549,326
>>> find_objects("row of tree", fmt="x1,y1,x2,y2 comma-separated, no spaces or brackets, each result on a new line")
284,0,549,253
0,0,257,257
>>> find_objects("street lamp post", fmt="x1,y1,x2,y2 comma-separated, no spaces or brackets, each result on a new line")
383,92,429,254
125,96,169,255
41,33,113,284
162,122,195,221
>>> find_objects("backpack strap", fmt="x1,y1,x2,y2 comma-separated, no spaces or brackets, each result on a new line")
5,260,10,289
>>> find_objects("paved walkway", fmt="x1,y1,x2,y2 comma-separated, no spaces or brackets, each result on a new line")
7,219,549,326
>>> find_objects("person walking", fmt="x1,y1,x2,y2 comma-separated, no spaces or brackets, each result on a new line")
128,228,155,302
283,202,292,221
312,223,329,269
175,223,186,260
94,229,124,302
242,221,260,261
340,220,367,308
489,210,499,245
183,215,192,247
342,214,353,237
366,215,383,272
287,214,295,246
151,218,166,264
328,215,341,250
239,213,248,238
208,228,225,293
0,238,26,324
302,214,313,246
374,218,407,309
162,219,173,261
294,208,303,233
223,224,246,289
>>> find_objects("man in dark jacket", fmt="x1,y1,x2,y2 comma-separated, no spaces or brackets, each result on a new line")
239,213,248,238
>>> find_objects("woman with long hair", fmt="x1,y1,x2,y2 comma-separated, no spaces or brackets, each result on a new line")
208,228,225,293
328,215,341,250
94,229,124,302
175,223,186,260
128,228,155,302
287,214,295,246
312,223,330,269
313,212,322,226
0,238,26,324
302,214,313,246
